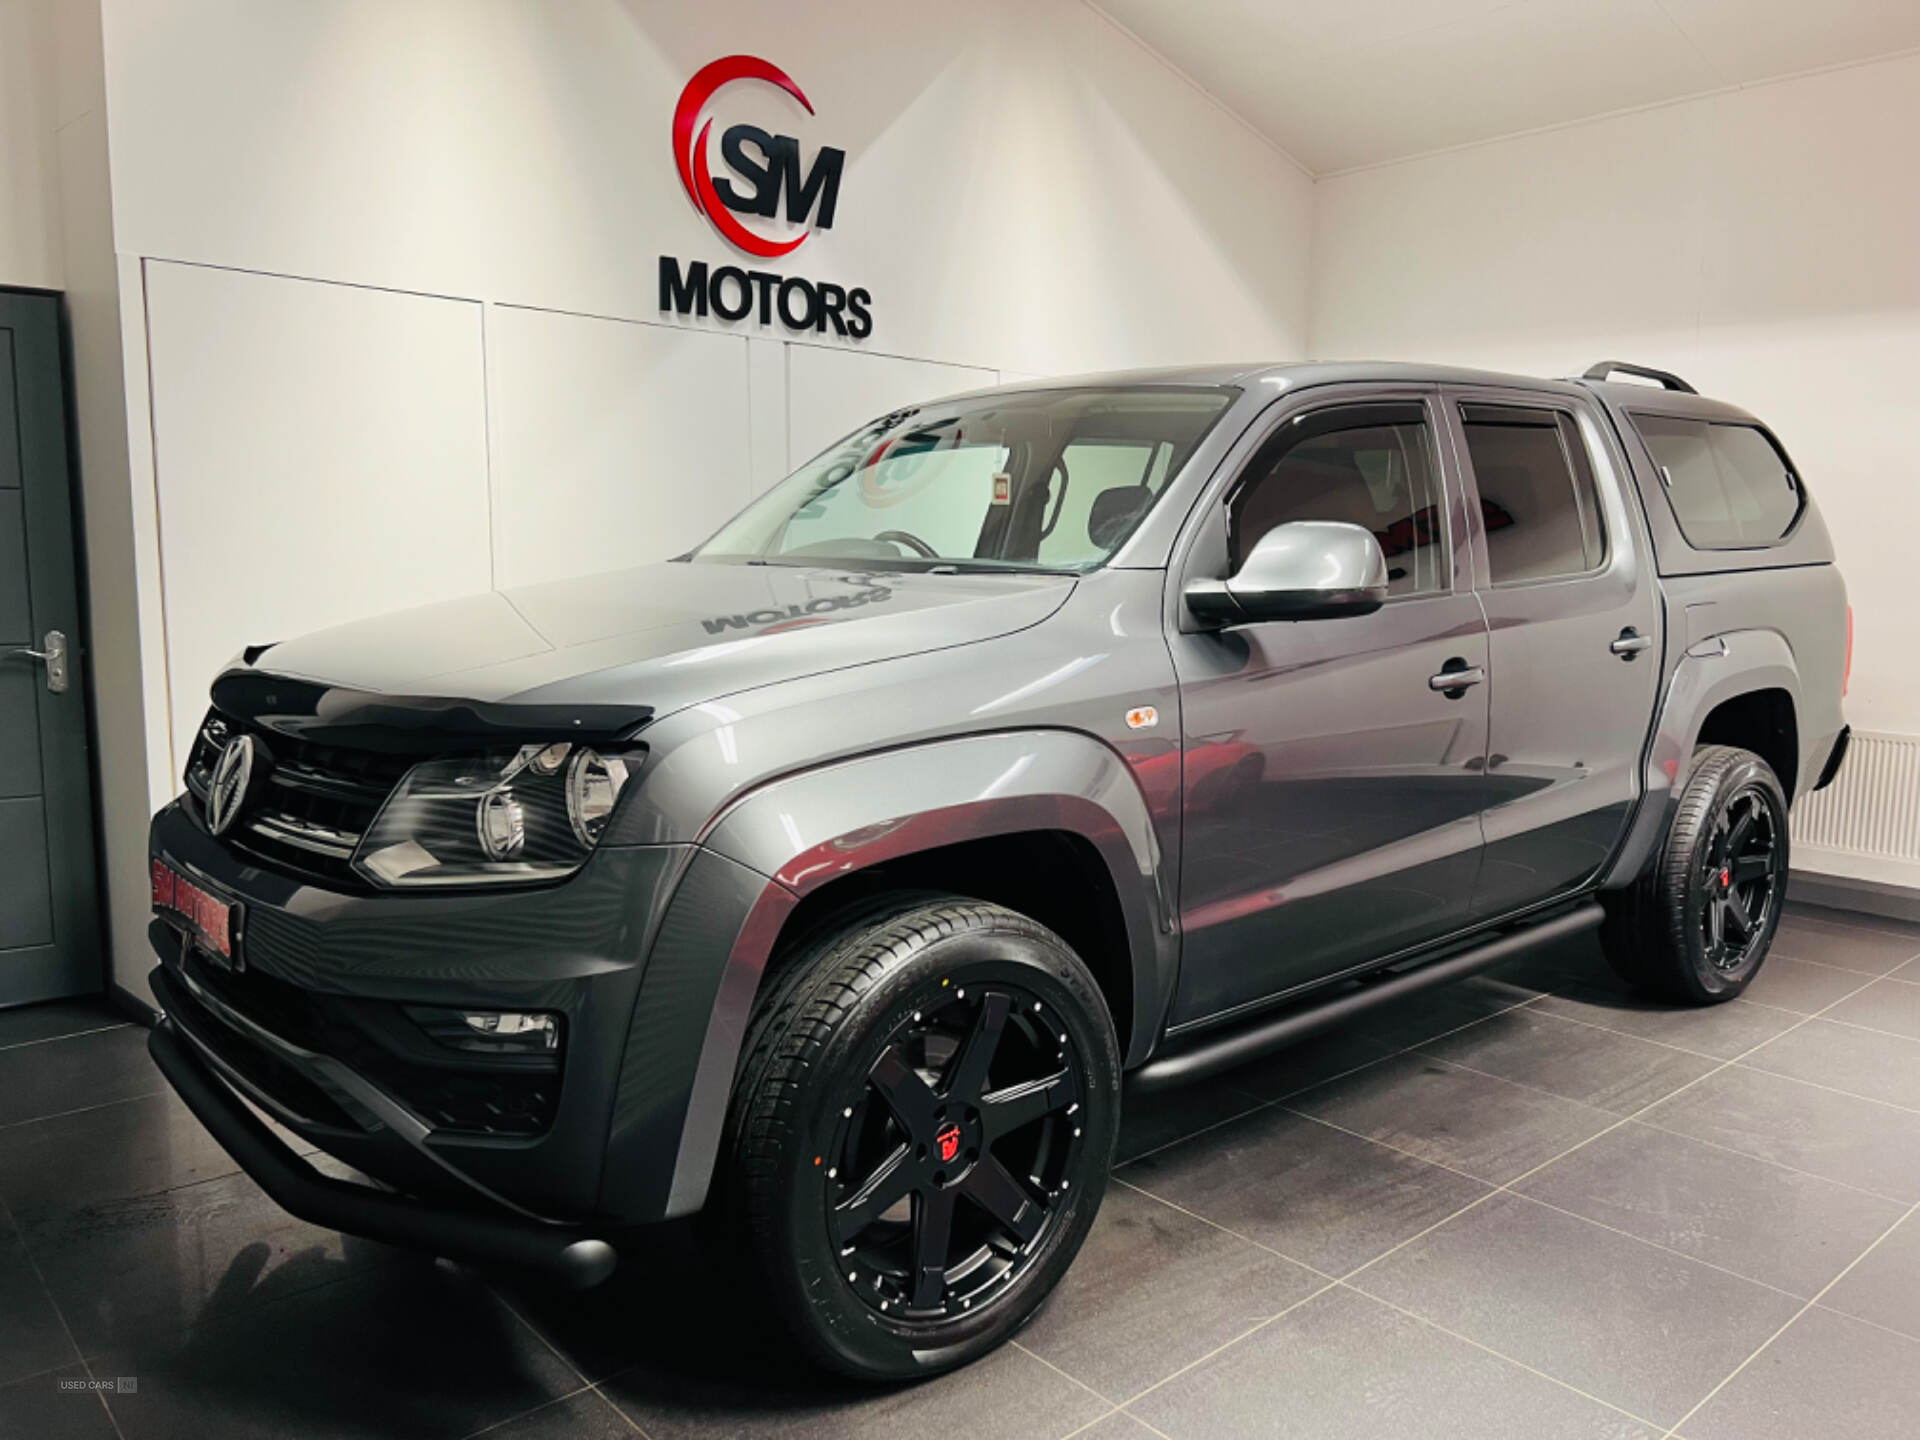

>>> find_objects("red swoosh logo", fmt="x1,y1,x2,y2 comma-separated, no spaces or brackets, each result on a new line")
672,55,815,259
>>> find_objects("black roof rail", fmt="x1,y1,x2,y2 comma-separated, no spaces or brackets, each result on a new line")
1579,361,1697,394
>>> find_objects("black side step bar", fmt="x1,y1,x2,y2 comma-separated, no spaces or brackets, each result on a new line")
1128,903,1604,1094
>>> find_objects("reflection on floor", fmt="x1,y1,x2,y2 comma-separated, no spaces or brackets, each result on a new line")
3,901,1919,1439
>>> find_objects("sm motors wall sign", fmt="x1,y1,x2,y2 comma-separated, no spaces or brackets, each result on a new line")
659,55,873,340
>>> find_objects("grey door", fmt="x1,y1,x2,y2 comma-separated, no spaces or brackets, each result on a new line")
1167,390,1491,1028
1441,386,1662,919
1,290,101,1007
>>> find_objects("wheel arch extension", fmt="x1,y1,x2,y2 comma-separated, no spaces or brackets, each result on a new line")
602,729,1174,1222
1603,628,1803,888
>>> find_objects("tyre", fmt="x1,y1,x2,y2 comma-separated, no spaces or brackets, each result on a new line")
1600,744,1790,1003
723,896,1121,1381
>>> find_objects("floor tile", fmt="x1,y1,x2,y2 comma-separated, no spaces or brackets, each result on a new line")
1820,977,1920,1042
18,1160,406,1356
1532,985,1801,1060
1642,1066,1920,1201
1820,1208,1920,1340
1685,1305,1920,1440
0,1093,241,1231
1120,1106,1489,1276
598,1340,1109,1440
0,1362,122,1440
0,1002,127,1051
474,1389,632,1440
1127,1285,1657,1440
1073,1413,1157,1439
1017,1183,1322,1401
1115,1076,1263,1163
1351,1192,1800,1427
1285,1052,1616,1184
0,1207,78,1386
1740,956,1878,1014
0,1026,166,1128
489,1219,792,1387
1348,976,1541,1050
1515,1121,1905,1297
1771,915,1920,975
1741,1018,1920,1111
1214,1028,1398,1104
1417,1007,1719,1114
86,1263,581,1440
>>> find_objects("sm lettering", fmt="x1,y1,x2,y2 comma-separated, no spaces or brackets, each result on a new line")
715,127,845,232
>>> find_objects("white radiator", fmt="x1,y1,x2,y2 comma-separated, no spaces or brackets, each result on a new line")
1792,730,1920,887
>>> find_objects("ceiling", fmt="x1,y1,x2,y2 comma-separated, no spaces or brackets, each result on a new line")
1091,0,1920,174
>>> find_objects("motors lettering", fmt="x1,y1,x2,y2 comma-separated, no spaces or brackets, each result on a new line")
702,586,893,635
660,256,873,339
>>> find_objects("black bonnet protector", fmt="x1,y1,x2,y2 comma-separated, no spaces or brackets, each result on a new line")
210,669,653,754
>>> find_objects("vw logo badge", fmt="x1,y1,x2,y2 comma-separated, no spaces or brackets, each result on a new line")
206,735,261,836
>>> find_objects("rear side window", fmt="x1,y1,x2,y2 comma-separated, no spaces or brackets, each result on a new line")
1631,415,1803,549
1459,404,1607,585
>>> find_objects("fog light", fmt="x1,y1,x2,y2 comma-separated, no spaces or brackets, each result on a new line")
405,1005,561,1054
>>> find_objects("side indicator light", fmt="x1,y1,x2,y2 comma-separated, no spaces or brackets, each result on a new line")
1125,706,1159,730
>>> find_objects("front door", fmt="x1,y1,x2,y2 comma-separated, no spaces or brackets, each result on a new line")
0,290,101,1007
1168,390,1490,1028
1441,387,1662,918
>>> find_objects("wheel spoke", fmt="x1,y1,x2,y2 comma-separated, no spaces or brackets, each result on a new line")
1732,851,1773,884
945,991,1010,1105
832,1143,914,1246
1706,896,1724,950
869,1045,938,1134
1725,801,1757,858
978,1068,1078,1142
1722,892,1754,941
910,1186,956,1308
960,1155,1044,1245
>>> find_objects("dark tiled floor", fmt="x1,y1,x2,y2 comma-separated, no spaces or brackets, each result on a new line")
1,900,1917,1438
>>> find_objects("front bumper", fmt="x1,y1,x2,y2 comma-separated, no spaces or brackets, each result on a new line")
147,1015,617,1288
147,800,685,1226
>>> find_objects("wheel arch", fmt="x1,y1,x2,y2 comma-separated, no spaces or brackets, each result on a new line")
606,729,1175,1222
1602,628,1804,888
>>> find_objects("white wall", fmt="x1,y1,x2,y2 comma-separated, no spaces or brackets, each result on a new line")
81,0,1315,994
1310,50,1920,882
0,0,62,290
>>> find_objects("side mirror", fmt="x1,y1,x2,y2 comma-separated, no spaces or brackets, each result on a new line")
1184,520,1389,626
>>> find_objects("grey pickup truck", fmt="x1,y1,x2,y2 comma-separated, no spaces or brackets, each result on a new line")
144,359,1849,1379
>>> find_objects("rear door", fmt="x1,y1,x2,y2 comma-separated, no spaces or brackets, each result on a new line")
0,290,101,1007
1442,386,1661,919
1168,386,1491,1027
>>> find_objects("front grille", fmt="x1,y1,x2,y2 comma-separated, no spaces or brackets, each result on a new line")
186,711,413,887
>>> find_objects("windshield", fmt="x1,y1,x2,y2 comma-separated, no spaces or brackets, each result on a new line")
695,386,1236,572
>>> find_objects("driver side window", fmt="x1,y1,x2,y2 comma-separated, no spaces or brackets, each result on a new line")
1227,402,1446,598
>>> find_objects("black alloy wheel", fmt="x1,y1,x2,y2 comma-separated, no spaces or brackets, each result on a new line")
1697,784,1783,973
724,897,1120,1380
829,981,1085,1321
1599,744,1790,1003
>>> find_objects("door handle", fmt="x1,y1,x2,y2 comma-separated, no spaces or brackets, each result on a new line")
1611,627,1653,660
5,630,68,693
1429,660,1484,697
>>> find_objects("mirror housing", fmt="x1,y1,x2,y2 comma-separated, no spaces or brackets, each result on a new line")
1184,520,1389,626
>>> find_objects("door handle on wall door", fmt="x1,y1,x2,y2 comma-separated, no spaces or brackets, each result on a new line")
5,630,68,693
1610,627,1653,660
1428,659,1484,698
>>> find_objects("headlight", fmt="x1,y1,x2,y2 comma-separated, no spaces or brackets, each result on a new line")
352,742,637,889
